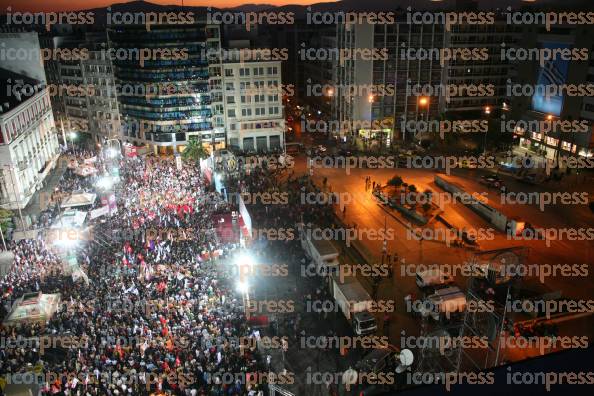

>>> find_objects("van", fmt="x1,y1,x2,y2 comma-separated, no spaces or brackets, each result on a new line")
415,268,453,288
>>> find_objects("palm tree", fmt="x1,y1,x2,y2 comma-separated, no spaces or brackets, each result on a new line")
182,138,209,164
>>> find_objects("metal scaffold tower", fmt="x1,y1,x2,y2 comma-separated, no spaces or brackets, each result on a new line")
454,247,530,371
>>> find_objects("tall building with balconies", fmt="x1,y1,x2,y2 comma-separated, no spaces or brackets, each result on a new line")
108,23,222,155
443,21,520,116
333,21,445,144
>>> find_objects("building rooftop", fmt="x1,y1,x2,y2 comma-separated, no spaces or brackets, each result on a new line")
0,68,44,115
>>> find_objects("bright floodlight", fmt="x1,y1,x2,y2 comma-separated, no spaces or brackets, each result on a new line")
237,281,249,294
50,234,80,248
236,253,254,268
69,132,77,139
96,176,113,190
107,148,118,158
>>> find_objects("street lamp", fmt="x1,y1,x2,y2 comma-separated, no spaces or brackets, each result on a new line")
418,97,429,122
235,252,255,276
483,105,491,155
237,280,251,319
237,281,249,294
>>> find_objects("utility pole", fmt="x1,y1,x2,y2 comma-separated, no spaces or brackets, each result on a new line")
0,222,7,250
3,166,26,232
60,116,68,150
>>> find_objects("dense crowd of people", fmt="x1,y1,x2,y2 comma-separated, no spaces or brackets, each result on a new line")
0,144,354,396
0,153,270,396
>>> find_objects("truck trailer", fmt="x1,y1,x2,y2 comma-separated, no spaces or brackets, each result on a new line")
330,275,377,335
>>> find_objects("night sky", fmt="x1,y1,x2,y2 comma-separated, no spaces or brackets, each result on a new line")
5,0,336,13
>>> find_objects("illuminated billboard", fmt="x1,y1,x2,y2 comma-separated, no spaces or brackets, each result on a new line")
531,42,570,116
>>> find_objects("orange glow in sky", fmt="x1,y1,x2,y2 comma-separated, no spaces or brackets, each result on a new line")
7,0,334,12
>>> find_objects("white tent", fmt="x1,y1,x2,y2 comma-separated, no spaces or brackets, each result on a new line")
61,192,97,208
51,210,87,229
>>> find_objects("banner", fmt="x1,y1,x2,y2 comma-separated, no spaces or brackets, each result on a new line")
239,195,252,239
108,193,117,214
90,205,109,220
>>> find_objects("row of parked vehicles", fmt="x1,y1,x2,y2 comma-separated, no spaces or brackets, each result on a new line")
300,221,477,328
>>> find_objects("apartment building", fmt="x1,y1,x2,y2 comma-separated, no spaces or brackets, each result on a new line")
302,31,337,118
511,25,594,163
443,22,520,115
41,31,121,144
0,70,60,210
216,59,284,151
333,22,445,143
108,23,223,154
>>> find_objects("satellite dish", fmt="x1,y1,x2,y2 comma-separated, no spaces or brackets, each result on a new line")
491,251,520,283
395,349,414,373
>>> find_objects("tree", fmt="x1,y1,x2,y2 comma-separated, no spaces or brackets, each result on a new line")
182,137,209,163
388,176,403,187
408,184,417,193
0,209,12,234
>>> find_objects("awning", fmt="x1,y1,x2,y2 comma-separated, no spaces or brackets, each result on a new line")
61,192,97,208
2,292,61,326
51,209,87,228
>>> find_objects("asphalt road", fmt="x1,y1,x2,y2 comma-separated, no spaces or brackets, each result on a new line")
286,152,594,366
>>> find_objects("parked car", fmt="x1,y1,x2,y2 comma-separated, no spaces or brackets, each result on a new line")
416,268,454,289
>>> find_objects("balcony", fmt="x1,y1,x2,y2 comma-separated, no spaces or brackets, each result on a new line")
17,160,28,171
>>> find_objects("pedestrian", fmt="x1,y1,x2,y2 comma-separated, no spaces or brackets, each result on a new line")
372,181,376,189
342,205,347,217
383,313,390,335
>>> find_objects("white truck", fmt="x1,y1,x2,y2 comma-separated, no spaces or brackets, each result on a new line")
419,286,467,321
330,275,377,335
300,225,341,277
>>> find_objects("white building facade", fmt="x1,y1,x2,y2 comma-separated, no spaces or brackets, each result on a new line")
0,82,60,210
219,61,284,152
